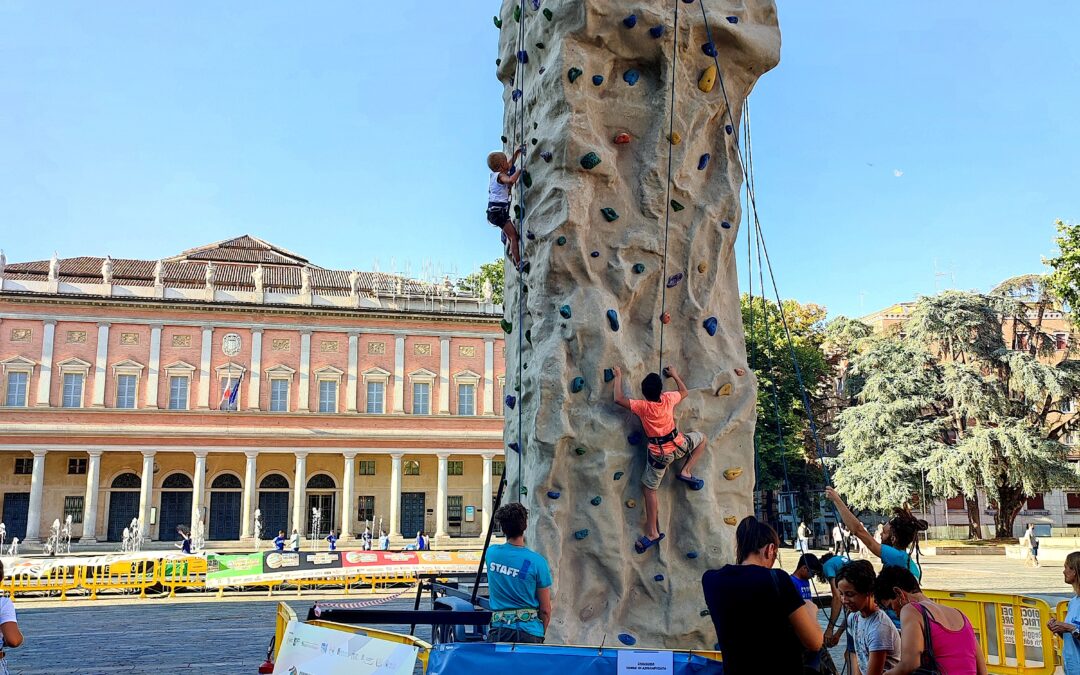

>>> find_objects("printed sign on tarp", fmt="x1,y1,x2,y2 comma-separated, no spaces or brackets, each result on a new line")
272,619,418,675
205,552,265,583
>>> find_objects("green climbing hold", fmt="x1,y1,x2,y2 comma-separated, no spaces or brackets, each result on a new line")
671,200,685,212
501,135,507,143
525,329,532,344
574,529,589,540
600,207,619,222
603,368,615,382
574,447,586,456
632,263,646,274
580,152,601,170
523,171,533,188
543,7,553,20
536,42,546,49
496,58,501,67
493,16,502,28
568,67,583,83
571,376,585,393
700,609,711,617
514,204,521,219
520,485,528,496
513,5,521,22
556,236,567,246
559,305,572,318
590,496,602,506
500,319,513,334
614,471,624,480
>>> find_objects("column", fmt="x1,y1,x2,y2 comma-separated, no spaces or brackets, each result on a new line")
138,450,156,540
145,323,163,409
25,449,47,543
389,453,403,538
298,331,312,412
35,320,56,406
481,453,495,537
191,451,208,534
196,325,213,409
438,336,451,414
483,338,495,415
341,451,357,539
292,451,308,536
91,322,110,407
248,328,263,411
346,332,360,412
435,452,450,539
82,450,103,542
392,336,405,413
241,450,258,539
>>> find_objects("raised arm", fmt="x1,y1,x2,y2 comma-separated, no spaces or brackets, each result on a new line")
613,366,630,409
663,366,688,401
825,487,881,558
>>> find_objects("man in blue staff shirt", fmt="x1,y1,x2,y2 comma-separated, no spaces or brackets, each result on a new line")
485,503,553,644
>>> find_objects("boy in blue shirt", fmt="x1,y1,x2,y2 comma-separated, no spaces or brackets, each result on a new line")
485,502,553,643
273,530,286,552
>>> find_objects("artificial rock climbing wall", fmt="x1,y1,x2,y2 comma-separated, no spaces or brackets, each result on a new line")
495,0,779,648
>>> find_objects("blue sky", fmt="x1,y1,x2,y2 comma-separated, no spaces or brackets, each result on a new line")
1,2,1077,318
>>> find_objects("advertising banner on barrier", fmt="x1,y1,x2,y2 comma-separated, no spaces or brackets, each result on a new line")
2,551,194,578
205,552,265,583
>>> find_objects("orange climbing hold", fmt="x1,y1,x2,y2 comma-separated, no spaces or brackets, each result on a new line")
734,367,746,376
613,132,632,144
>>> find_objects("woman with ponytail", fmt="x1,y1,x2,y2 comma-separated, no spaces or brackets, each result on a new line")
826,487,928,581
702,516,823,674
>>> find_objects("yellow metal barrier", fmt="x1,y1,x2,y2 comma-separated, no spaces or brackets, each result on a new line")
926,589,1056,674
274,602,298,661
82,559,157,600
3,565,82,600
359,573,416,591
158,556,208,598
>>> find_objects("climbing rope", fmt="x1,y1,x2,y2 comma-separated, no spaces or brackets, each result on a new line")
656,0,682,374
512,0,529,504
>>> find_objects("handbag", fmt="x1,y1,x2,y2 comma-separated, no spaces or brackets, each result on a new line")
912,603,942,675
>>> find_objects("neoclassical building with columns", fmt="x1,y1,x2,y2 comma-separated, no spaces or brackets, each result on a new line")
0,236,507,546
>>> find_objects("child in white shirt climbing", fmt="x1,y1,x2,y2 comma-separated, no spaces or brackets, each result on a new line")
486,146,526,267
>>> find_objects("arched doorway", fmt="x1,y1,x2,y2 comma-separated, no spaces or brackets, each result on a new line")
257,473,290,540
209,474,242,540
158,473,193,541
107,472,141,542
306,474,337,539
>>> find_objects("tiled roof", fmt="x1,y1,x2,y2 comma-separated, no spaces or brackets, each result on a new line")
2,235,460,297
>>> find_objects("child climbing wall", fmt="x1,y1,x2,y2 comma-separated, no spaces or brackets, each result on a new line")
495,0,779,648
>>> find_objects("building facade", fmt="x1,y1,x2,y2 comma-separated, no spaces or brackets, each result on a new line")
0,236,508,546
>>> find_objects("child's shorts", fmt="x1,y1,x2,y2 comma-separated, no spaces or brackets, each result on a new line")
641,431,704,490
487,202,511,227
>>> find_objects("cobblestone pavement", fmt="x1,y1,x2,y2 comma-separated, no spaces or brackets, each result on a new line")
2,552,1073,673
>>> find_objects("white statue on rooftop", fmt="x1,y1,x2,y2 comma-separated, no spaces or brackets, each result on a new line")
101,256,113,284
481,278,493,303
49,251,59,282
300,266,312,295
252,264,265,293
0,250,6,278
204,262,216,291
348,269,361,296
153,259,164,286
442,275,454,297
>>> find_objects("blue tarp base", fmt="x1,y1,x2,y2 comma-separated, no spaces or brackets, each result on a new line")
426,642,724,674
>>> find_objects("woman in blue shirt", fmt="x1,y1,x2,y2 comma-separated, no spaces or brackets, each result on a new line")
825,487,927,581
1048,551,1080,674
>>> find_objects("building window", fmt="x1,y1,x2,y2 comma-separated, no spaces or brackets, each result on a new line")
269,379,290,412
168,376,189,410
448,460,464,476
318,380,338,413
1062,399,1076,414
945,495,965,511
62,373,85,408
14,458,33,475
1026,494,1045,510
357,495,375,523
412,382,431,415
1057,333,1070,351
493,460,505,476
366,381,385,414
68,458,87,475
64,496,85,524
116,374,137,409
358,460,376,476
5,372,29,407
404,460,420,476
219,377,240,411
1068,493,1080,511
458,383,476,416
448,495,463,526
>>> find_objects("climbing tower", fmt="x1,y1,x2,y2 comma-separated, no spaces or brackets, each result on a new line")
495,1,780,648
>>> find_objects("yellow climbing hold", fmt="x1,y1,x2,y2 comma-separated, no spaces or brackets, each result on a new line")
724,515,738,526
724,467,743,480
697,262,707,274
717,383,732,397
668,131,682,145
626,499,637,508
698,65,717,93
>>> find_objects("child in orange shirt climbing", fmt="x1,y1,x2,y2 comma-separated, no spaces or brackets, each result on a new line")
486,146,526,267
613,365,708,554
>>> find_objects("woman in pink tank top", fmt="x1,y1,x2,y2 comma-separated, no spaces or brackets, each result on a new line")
872,565,988,675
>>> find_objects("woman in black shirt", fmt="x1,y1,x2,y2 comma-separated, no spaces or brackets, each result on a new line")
702,516,823,674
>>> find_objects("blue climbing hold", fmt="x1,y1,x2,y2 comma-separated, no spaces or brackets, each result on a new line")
687,551,699,559
632,263,645,274
704,317,718,336
531,0,540,9
666,272,684,288
727,15,739,24
607,309,620,331
590,496,602,506
568,67,583,83
600,207,619,222
698,153,710,170
526,230,536,240
559,305,572,319
623,69,639,86
541,151,553,162
604,368,615,382
702,42,717,57
614,471,624,480
556,235,566,245
574,529,589,540
721,221,732,229
547,490,560,499
649,25,665,38
592,74,604,86
628,431,643,445
509,442,520,453
725,124,734,135
517,50,529,64
571,376,585,393
538,66,546,74
623,14,637,28
654,574,665,582
590,251,600,258
619,634,637,646
505,395,516,410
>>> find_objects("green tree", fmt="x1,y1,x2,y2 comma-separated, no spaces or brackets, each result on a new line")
458,259,504,305
1046,220,1080,312
833,290,1080,538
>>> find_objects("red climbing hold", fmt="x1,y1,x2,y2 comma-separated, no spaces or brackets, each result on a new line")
734,368,747,376
613,132,631,145
660,312,671,324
